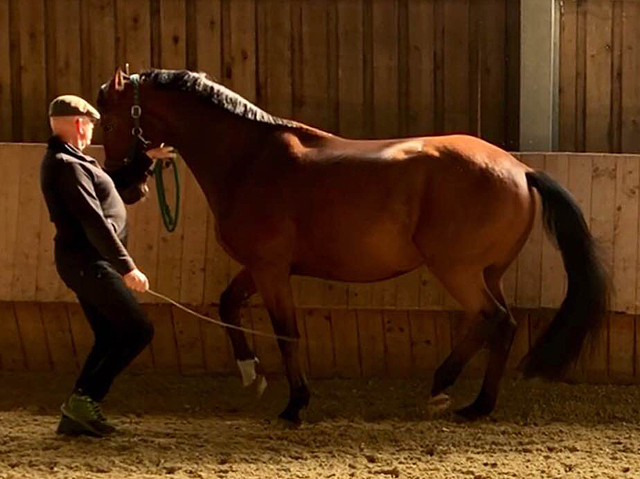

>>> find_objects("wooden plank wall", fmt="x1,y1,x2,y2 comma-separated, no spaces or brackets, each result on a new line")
0,302,489,377
0,300,636,383
0,143,638,382
559,0,640,153
0,0,519,149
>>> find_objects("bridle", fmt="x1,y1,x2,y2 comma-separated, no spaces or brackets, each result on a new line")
125,73,181,233
128,73,152,157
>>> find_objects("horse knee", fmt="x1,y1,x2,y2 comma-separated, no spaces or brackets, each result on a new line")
219,270,256,323
294,384,310,410
219,288,239,322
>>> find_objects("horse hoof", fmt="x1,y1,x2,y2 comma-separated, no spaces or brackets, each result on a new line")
455,403,492,421
426,393,451,416
255,375,268,399
276,414,301,430
277,407,302,428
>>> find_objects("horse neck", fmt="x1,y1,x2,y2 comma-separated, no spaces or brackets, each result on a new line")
147,91,275,207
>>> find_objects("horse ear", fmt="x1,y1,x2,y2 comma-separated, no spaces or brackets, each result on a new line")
111,67,126,92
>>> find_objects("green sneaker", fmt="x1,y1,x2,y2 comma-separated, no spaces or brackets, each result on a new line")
56,414,102,437
60,392,116,437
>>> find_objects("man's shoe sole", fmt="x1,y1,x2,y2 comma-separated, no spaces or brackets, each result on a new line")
60,404,113,437
56,414,102,438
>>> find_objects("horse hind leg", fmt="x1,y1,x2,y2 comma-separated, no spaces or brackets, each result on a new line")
219,268,266,394
455,265,517,420
426,266,511,417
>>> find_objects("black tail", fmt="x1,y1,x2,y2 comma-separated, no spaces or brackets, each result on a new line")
518,171,610,380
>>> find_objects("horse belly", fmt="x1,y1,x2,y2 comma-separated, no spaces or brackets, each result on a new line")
294,219,423,282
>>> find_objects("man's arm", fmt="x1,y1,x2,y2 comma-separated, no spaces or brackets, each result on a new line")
58,161,136,275
105,150,154,191
105,146,176,190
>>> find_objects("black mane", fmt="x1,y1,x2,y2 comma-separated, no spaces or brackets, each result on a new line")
142,69,299,128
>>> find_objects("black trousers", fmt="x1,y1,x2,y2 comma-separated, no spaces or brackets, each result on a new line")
56,256,154,402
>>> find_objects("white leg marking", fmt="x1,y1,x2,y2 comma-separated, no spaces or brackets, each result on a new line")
237,358,258,387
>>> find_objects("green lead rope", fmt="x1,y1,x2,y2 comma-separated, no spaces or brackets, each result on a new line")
153,157,180,232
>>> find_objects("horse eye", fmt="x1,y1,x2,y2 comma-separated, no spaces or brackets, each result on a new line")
103,124,114,133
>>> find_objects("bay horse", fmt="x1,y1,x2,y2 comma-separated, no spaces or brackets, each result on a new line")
97,68,608,425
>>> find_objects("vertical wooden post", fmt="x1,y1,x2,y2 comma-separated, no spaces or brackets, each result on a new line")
520,0,559,151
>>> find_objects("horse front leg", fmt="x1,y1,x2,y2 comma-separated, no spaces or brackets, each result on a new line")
251,266,309,426
219,268,265,391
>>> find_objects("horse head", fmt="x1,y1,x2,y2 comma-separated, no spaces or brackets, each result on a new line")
97,67,166,204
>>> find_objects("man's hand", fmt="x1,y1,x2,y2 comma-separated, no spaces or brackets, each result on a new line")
145,144,176,162
124,268,149,293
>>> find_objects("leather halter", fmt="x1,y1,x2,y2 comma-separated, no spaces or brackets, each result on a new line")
129,74,151,152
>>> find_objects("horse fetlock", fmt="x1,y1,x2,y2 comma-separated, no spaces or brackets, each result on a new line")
278,407,302,426
431,360,462,396
295,385,311,409
278,386,310,426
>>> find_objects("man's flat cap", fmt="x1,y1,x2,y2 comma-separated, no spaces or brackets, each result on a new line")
48,95,100,121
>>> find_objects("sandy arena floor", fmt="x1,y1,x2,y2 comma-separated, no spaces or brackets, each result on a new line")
0,371,639,478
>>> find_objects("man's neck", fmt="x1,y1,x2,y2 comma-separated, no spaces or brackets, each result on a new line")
56,133,86,152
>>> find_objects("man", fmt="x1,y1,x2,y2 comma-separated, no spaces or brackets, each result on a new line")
40,95,172,437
